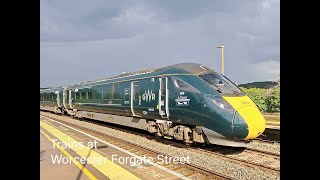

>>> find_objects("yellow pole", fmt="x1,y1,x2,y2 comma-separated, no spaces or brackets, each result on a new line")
221,47,224,75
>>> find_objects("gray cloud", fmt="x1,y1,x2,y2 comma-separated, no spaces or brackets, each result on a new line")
41,0,279,87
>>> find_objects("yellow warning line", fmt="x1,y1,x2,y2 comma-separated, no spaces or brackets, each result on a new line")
40,129,98,180
40,121,140,180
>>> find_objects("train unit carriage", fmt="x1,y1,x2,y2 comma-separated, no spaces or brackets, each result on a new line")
40,63,266,147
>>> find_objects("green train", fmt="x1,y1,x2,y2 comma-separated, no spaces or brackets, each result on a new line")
40,63,266,147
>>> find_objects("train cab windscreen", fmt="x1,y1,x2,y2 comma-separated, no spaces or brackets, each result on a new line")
199,73,244,96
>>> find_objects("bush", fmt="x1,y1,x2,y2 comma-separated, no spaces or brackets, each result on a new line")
265,86,280,112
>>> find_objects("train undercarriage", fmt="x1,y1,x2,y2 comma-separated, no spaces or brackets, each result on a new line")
40,105,249,147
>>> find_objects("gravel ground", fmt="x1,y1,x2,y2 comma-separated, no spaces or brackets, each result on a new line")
40,112,280,180
248,141,280,154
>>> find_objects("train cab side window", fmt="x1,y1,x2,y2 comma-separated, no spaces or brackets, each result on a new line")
172,78,200,93
174,79,188,88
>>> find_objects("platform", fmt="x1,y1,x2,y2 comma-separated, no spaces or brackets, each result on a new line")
40,116,189,180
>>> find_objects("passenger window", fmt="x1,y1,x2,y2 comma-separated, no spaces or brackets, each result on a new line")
88,92,93,99
80,92,86,99
102,84,112,100
172,78,200,93
75,92,79,99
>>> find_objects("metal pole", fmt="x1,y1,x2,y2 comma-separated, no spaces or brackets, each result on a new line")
221,47,224,75
216,45,225,75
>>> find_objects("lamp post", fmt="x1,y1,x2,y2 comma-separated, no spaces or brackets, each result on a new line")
216,45,225,75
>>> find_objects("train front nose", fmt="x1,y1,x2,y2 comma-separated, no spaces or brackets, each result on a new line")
223,96,266,140
233,106,266,140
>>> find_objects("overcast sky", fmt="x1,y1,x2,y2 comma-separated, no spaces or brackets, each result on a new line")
40,0,279,87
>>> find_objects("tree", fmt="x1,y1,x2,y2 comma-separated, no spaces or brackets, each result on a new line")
240,87,267,112
265,86,280,112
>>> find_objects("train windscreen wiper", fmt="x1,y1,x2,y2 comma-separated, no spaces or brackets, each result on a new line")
232,90,240,96
210,84,223,93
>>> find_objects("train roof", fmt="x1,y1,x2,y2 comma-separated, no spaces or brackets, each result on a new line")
165,63,215,74
40,63,216,90
76,63,215,86
40,86,65,93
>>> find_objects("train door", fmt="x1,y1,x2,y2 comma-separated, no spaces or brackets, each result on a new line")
131,81,141,116
63,88,67,109
69,90,73,109
56,91,61,107
159,77,169,118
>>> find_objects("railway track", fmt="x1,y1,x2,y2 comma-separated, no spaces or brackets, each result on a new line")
256,128,280,143
40,111,280,177
253,138,280,144
244,147,279,159
190,146,279,174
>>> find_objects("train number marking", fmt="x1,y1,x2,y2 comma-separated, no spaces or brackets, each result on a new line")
177,101,189,106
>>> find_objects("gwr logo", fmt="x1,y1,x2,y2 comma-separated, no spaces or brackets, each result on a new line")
142,89,156,102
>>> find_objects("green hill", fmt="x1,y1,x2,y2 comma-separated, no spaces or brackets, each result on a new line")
238,81,277,89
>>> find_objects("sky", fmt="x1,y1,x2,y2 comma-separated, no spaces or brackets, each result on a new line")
40,0,279,88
